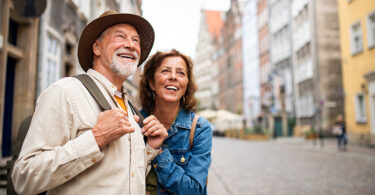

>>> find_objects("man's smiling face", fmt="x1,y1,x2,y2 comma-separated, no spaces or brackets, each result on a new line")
94,23,141,79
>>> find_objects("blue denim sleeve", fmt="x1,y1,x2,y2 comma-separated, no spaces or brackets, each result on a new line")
152,118,212,194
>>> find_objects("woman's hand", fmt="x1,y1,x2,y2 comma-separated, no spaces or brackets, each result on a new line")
140,115,168,149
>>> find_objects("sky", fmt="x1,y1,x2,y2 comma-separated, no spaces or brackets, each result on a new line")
142,0,230,59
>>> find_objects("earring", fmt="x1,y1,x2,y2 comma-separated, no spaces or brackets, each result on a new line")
182,95,186,104
152,91,155,99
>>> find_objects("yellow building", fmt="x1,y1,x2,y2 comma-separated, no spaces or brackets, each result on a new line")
338,0,375,146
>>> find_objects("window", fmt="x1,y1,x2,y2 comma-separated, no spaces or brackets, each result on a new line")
0,34,3,49
46,33,61,87
296,94,314,118
355,93,367,123
350,21,363,55
367,10,375,48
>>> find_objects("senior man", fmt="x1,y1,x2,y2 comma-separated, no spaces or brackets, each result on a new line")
12,10,168,195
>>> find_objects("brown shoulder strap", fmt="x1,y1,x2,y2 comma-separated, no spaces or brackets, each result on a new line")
189,114,208,185
189,115,199,150
73,74,111,111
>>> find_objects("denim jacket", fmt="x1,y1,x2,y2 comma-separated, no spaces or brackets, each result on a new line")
141,108,212,195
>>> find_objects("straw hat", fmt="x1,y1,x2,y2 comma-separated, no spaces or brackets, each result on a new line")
78,10,155,72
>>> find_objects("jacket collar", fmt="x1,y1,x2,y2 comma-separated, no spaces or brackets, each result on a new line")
174,109,193,130
140,108,193,140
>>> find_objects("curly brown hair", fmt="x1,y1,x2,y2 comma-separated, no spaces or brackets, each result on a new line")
139,49,198,113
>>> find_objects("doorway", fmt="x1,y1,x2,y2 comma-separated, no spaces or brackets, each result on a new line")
2,56,17,157
274,116,283,138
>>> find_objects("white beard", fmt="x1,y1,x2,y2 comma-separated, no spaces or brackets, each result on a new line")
110,48,139,79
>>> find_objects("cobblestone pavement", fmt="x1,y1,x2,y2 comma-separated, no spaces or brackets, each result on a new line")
207,137,375,195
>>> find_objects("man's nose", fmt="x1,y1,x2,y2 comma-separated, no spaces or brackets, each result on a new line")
121,38,135,50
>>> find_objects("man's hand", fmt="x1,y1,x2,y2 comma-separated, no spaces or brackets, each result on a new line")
92,108,134,149
141,115,168,149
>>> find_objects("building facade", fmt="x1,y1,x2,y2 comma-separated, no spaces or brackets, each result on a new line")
338,0,375,146
194,10,223,111
258,0,273,134
269,0,295,136
291,0,343,134
1,0,41,156
217,0,244,114
36,0,88,98
242,0,260,128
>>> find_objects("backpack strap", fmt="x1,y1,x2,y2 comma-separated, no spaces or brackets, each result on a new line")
7,115,34,195
74,74,111,111
189,115,199,150
128,101,145,128
74,74,144,128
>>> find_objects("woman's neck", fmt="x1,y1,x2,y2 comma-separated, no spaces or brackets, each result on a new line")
153,100,180,129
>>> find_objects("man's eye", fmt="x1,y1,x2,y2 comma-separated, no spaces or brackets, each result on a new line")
133,38,139,43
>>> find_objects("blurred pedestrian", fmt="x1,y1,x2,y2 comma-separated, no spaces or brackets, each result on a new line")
139,49,212,194
12,10,167,194
334,115,347,151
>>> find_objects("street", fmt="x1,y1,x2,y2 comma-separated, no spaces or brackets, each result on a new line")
207,137,375,195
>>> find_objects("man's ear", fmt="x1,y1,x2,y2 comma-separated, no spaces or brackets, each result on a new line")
93,41,100,56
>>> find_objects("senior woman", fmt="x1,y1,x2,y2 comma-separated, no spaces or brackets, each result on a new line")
139,49,212,194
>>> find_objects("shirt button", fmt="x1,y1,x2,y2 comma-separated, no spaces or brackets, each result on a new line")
153,163,157,169
91,158,97,163
181,156,185,163
65,175,70,179
147,151,151,155
132,172,135,177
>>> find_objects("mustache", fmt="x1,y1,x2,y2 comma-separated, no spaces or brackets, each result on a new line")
114,48,139,59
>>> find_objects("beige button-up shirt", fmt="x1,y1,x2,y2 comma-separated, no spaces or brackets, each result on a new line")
12,69,159,195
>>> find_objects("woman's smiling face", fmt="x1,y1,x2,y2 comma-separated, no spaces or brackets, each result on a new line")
150,56,189,104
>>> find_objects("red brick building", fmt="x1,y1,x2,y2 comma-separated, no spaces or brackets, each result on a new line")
216,0,244,114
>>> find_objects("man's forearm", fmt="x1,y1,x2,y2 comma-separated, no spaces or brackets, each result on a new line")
12,131,103,194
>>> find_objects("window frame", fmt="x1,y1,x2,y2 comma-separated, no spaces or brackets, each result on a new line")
354,93,367,123
350,20,363,55
43,25,63,89
45,32,62,86
367,10,375,49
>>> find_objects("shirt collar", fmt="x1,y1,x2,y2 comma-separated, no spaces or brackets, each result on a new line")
87,69,128,97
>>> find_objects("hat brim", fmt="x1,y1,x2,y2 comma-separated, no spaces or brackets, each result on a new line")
78,13,154,72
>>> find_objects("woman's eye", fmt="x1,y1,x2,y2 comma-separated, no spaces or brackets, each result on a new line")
133,38,139,43
178,72,185,76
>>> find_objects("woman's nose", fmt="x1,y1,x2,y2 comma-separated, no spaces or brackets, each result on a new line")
168,71,177,80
